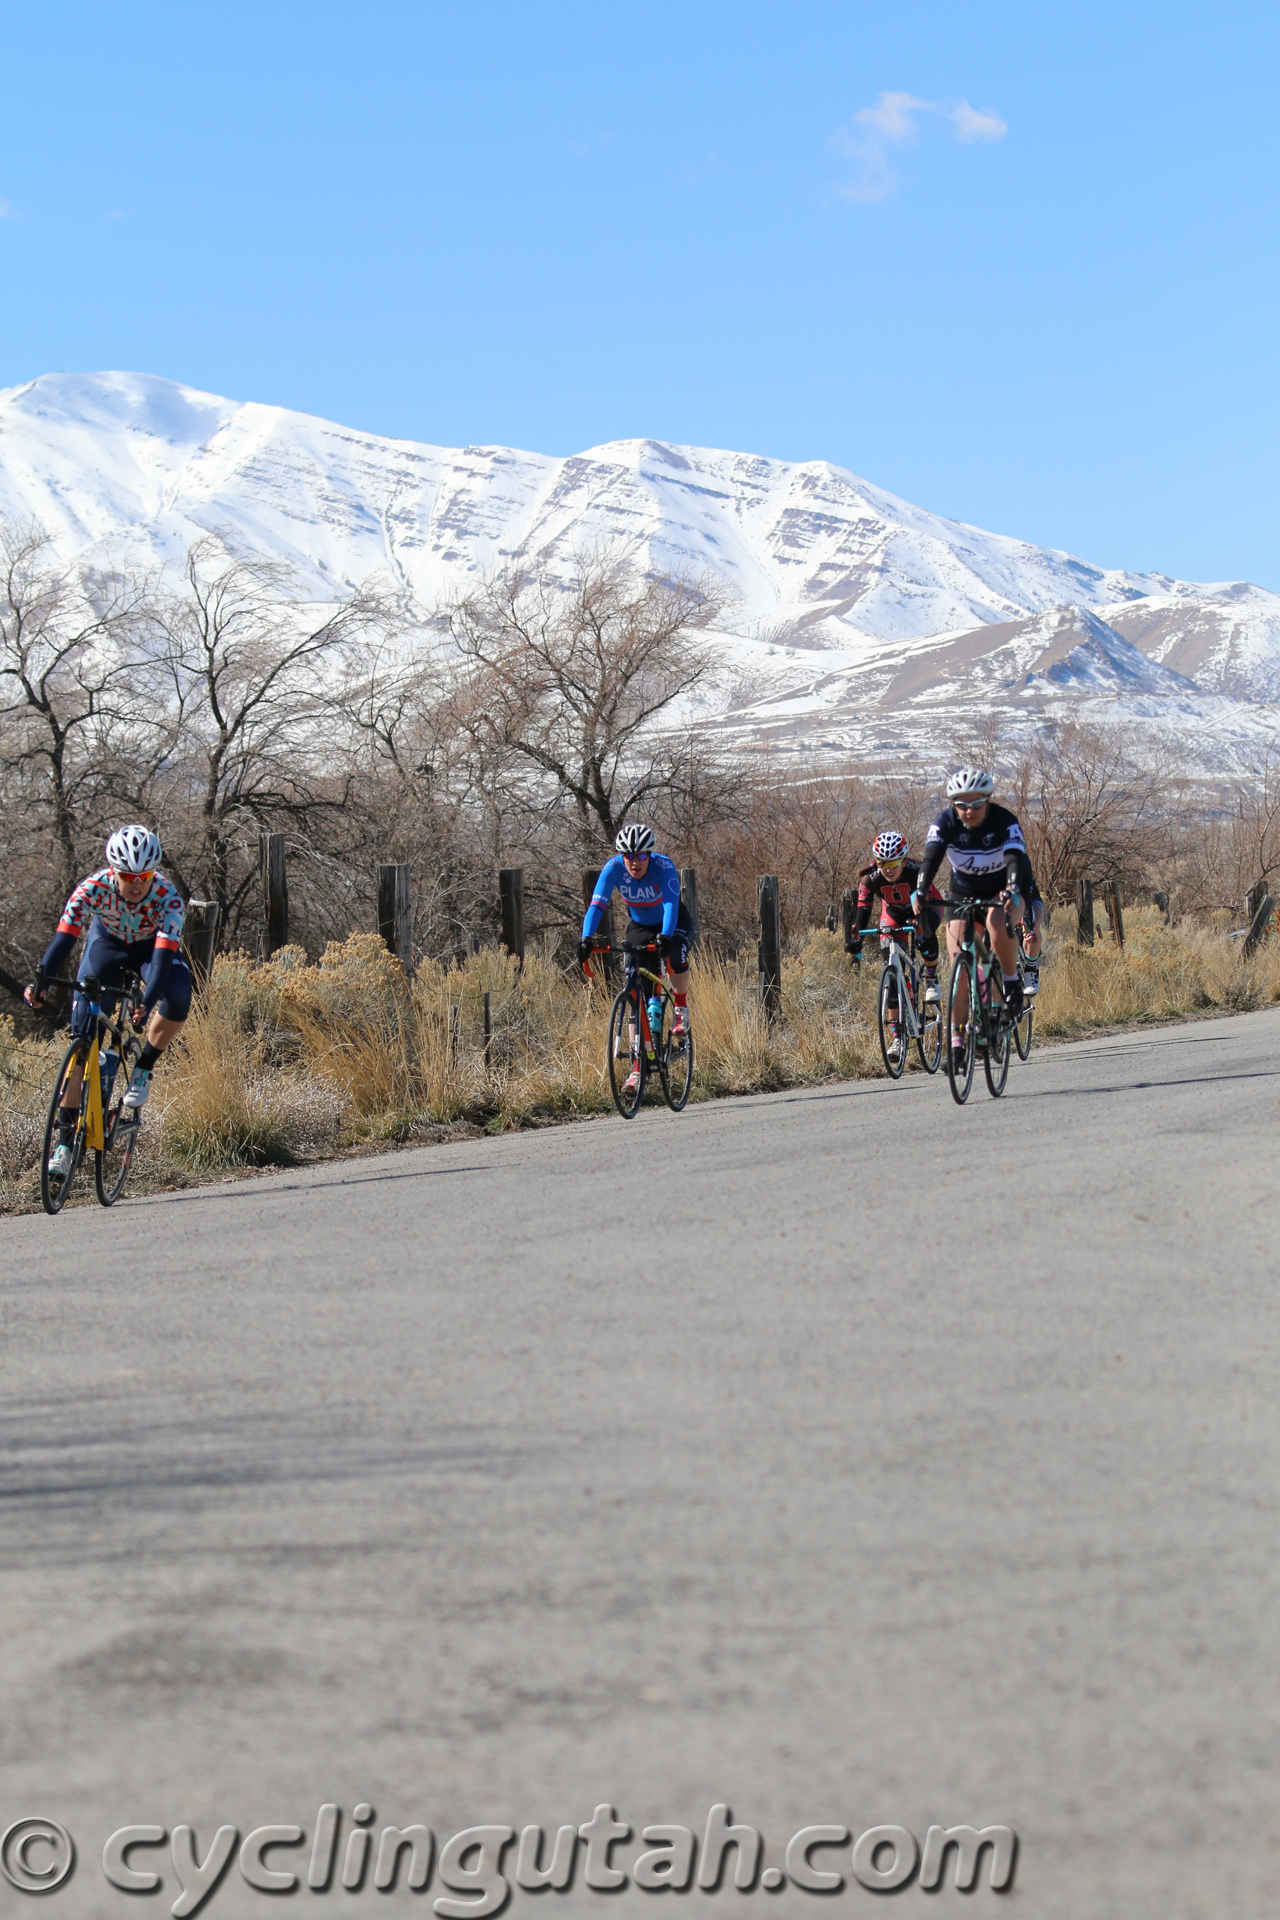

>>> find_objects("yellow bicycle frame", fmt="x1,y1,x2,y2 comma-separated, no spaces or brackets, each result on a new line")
84,1035,105,1151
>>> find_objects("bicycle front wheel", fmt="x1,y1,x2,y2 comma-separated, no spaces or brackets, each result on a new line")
658,1003,694,1112
945,954,975,1105
40,1041,88,1215
606,988,645,1118
877,966,906,1079
95,1034,142,1206
984,981,1012,1096
916,970,943,1074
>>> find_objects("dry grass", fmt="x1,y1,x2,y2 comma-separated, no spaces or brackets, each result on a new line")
3,912,1279,1212
1034,905,1280,1035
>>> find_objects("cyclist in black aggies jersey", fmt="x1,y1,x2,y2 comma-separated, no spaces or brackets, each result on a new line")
913,768,1033,1048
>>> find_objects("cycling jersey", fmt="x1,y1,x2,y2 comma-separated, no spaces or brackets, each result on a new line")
854,859,942,930
918,805,1032,902
39,869,188,1017
853,858,941,964
54,869,185,950
582,853,681,939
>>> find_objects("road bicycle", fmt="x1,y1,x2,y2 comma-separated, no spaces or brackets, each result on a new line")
944,899,1014,1105
40,970,146,1214
857,923,943,1077
583,935,694,1118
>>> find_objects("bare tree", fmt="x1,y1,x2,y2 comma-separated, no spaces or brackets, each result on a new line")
1004,723,1173,903
154,537,387,934
0,522,163,897
448,552,726,857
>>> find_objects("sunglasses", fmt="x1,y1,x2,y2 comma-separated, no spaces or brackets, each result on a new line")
113,869,155,885
954,800,987,811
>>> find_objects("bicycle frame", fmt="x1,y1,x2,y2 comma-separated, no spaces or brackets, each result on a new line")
583,939,670,1052
41,971,145,1214
951,904,1006,1045
80,979,142,1134
859,924,924,1039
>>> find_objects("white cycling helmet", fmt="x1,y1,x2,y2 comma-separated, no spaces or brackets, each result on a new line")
872,830,907,864
615,823,657,855
946,768,995,802
106,824,163,873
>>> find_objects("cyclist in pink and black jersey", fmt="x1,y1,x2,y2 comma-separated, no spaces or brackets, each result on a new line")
25,826,193,1172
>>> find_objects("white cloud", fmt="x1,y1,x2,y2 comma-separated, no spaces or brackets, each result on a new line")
830,91,1008,201
0,199,12,220
951,100,1008,144
829,91,932,202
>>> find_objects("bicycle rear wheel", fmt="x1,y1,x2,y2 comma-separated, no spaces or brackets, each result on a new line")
658,1002,694,1112
916,972,943,1074
877,966,906,1079
1013,974,1034,1060
95,1034,142,1206
40,1041,88,1215
945,954,975,1105
984,980,1012,1096
606,988,645,1117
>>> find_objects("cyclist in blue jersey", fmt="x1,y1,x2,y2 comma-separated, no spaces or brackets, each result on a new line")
578,823,694,1097
24,825,192,1175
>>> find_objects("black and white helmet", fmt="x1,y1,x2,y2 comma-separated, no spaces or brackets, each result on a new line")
946,768,995,802
615,822,657,856
105,824,163,873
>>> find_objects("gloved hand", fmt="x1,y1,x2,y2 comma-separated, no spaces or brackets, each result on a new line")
23,974,48,1008
657,932,675,960
577,937,593,965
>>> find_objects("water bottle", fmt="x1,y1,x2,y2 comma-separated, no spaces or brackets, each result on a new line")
100,1047,120,1101
647,995,663,1049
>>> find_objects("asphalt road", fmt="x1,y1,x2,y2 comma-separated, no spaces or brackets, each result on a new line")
2,1009,1279,1920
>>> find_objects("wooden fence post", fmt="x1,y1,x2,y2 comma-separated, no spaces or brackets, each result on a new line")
1152,890,1170,925
1101,878,1125,949
1076,877,1095,947
499,867,525,967
1244,891,1275,959
1246,882,1268,932
259,833,288,956
184,899,222,985
680,866,700,944
841,887,857,958
757,873,782,1024
483,990,492,1070
377,862,413,973
449,1003,459,1065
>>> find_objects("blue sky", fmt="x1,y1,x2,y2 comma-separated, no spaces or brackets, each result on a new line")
1,1,1277,586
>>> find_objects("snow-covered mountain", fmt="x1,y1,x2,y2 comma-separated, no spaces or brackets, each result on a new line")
2,370,1278,770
